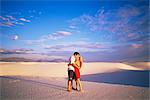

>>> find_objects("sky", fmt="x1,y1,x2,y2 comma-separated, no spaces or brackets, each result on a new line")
0,0,149,62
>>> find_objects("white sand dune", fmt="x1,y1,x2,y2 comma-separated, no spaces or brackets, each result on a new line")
1,76,149,100
0,62,149,100
0,62,149,77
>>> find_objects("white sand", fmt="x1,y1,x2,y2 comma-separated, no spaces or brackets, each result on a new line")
1,76,149,100
0,62,149,100
0,62,149,77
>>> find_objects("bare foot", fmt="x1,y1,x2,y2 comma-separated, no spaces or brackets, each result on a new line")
67,87,72,92
80,90,84,93
67,89,72,92
72,87,78,91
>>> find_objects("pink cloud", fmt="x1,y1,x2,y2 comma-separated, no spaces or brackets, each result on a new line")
0,48,7,53
1,22,14,27
118,5,140,18
69,5,147,42
20,18,31,22
0,16,9,21
43,31,71,40
55,31,71,36
131,44,143,49
6,15,16,20
24,31,72,45
0,15,31,27
44,41,108,52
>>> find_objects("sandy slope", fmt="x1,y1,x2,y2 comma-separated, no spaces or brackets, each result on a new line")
1,76,149,100
0,62,149,100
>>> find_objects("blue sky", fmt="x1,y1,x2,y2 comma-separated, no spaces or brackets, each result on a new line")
0,0,149,62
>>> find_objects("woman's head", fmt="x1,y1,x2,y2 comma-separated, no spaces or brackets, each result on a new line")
74,52,80,55
73,52,80,59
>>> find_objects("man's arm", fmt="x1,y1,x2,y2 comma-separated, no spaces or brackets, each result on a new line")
72,63,80,69
73,56,83,69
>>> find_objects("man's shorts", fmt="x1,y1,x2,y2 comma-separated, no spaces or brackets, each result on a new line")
68,70,76,81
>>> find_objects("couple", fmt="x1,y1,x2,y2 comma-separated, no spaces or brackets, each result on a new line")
67,52,84,92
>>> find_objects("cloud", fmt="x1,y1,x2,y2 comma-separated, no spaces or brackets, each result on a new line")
115,43,148,61
0,15,31,27
0,48,34,54
6,15,17,20
131,43,143,49
0,48,66,61
24,38,46,45
43,41,148,62
15,21,24,25
39,31,72,40
0,15,16,27
24,31,72,45
0,16,9,21
0,48,6,53
117,5,140,18
44,31,71,40
44,41,109,52
0,22,14,27
68,5,148,42
27,10,43,19
54,31,71,36
69,25,77,29
1,41,148,62
2,54,65,61
20,18,31,22
87,42,148,62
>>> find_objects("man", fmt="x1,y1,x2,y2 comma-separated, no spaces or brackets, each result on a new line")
67,52,83,92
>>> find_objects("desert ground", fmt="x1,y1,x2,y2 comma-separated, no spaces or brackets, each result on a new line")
0,62,149,100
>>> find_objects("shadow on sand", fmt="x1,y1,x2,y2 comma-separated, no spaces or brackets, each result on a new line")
81,70,149,87
0,76,67,91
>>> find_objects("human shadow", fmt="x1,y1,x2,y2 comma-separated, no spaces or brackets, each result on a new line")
0,76,67,91
81,70,149,87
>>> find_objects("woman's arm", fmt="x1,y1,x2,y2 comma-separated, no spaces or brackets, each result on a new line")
80,56,83,68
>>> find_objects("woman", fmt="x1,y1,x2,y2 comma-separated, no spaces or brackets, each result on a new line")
74,53,84,92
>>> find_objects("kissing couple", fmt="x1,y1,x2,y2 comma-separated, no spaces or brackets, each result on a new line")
67,52,84,92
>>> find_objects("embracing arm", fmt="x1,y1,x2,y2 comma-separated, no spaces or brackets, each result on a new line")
72,63,80,69
70,55,80,69
80,56,83,68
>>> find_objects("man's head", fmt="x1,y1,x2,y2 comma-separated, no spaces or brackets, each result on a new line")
73,52,80,59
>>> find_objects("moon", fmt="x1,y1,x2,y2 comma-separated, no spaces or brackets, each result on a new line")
12,35,19,40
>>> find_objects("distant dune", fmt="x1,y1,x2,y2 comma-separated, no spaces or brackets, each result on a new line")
123,62,150,70
0,62,149,77
0,57,66,62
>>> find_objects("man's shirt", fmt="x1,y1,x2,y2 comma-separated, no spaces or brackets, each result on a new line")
68,55,75,71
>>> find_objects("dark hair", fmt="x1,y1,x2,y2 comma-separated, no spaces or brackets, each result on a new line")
73,52,80,55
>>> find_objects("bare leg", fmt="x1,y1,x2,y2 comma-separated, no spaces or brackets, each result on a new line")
76,79,83,92
72,80,78,90
68,80,72,92
76,80,78,90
